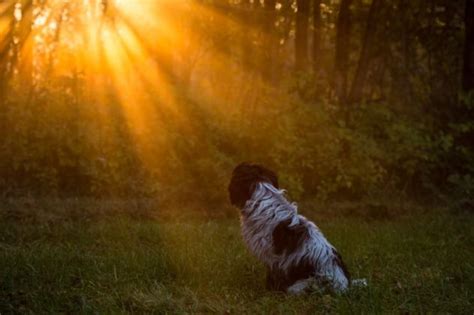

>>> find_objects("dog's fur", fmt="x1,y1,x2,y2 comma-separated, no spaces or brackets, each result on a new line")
228,162,351,294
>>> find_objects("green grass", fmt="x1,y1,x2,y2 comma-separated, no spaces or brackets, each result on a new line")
1,207,473,314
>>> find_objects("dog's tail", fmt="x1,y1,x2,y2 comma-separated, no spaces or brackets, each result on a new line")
351,278,368,287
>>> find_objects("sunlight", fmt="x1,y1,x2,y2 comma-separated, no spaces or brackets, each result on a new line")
0,0,272,181
0,0,211,168
3,0,186,90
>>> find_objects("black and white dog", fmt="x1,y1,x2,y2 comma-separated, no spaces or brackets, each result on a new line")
228,162,359,294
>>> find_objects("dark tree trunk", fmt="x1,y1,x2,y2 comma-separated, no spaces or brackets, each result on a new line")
295,0,310,71
241,0,254,71
348,0,382,104
335,0,353,104
262,0,277,80
463,0,474,92
312,0,322,75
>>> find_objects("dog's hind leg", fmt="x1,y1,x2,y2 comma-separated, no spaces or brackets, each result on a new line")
286,278,317,295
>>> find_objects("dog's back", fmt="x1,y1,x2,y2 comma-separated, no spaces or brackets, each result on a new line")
239,181,350,293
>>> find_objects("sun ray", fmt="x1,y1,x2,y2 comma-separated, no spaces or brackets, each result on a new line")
1,0,277,177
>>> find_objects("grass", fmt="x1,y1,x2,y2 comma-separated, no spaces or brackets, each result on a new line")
1,203,473,314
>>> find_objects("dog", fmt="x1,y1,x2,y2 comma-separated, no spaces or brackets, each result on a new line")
228,162,358,294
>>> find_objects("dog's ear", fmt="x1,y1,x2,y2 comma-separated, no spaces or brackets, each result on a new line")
228,163,257,208
228,177,247,208
228,162,279,208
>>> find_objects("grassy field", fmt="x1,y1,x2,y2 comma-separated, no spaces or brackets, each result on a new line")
1,203,473,314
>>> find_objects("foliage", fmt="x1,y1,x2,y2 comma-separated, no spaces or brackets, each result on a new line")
0,0,472,208
1,74,472,206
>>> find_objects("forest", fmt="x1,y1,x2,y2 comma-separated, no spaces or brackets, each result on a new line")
1,0,473,313
0,0,472,207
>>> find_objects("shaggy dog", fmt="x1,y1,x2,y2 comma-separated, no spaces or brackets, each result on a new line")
228,162,354,294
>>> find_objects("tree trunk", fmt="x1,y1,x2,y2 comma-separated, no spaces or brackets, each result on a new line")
334,0,353,104
0,2,16,95
463,0,474,92
295,0,310,72
312,0,322,75
348,0,382,104
262,0,277,81
241,0,254,71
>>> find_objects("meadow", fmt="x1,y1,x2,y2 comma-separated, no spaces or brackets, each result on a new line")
1,201,473,314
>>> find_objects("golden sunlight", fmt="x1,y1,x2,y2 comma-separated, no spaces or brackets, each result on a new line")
0,0,217,169
0,0,284,183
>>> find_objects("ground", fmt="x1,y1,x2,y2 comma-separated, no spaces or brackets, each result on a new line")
1,202,473,314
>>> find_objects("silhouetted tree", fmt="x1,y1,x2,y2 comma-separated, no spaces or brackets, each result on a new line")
312,0,322,75
349,0,382,104
463,0,474,92
295,0,310,71
335,0,353,104
262,0,277,80
241,0,254,71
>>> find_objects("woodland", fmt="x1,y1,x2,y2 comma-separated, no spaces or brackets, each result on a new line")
1,1,474,313
0,0,472,209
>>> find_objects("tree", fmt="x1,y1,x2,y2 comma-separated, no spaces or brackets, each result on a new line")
463,0,474,92
334,0,353,104
0,2,16,95
295,0,310,71
312,0,322,75
262,0,277,80
348,0,382,104
240,0,254,71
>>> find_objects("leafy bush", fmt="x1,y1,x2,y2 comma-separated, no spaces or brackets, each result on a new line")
0,75,472,209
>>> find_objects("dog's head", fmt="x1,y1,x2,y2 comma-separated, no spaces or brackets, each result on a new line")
228,162,279,208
